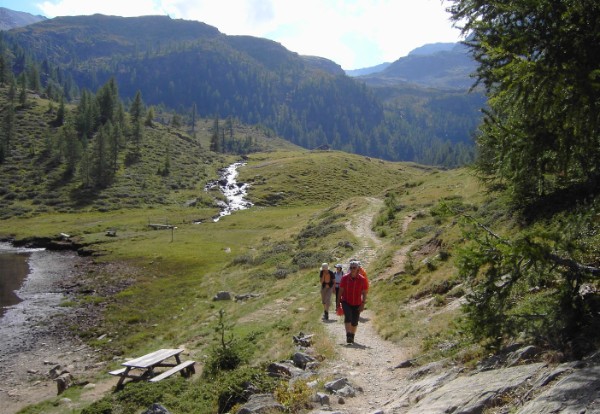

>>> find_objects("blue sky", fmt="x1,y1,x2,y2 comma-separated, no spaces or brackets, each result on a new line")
1,0,463,70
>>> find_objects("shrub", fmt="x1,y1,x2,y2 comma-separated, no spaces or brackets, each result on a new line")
203,310,247,378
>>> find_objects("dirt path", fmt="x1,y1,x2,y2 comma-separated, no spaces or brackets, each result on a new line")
310,197,415,413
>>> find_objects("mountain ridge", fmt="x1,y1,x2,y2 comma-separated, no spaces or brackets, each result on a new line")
1,10,481,167
0,7,45,30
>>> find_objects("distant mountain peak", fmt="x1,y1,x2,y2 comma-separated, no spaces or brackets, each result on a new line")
408,42,456,56
0,7,46,31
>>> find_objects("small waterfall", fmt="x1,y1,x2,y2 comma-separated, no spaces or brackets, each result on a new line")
205,162,253,222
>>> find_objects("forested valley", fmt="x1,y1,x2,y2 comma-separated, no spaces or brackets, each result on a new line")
0,14,481,168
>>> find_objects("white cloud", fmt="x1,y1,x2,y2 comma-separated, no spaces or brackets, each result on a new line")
36,0,462,69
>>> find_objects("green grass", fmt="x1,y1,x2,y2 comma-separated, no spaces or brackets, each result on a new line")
0,85,497,412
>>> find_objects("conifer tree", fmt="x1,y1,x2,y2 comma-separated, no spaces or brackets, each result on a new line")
61,122,81,176
145,106,154,127
191,103,197,134
210,116,220,152
18,73,27,107
449,0,600,354
1,101,15,161
54,96,66,127
448,0,600,205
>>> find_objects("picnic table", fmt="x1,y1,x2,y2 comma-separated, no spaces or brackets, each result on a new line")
109,348,195,390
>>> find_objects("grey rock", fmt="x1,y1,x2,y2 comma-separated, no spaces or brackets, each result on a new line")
236,393,284,413
55,372,74,395
293,332,314,347
405,363,545,414
142,403,171,414
324,377,352,393
213,291,232,301
407,360,450,380
315,392,330,405
293,352,316,369
46,365,63,378
267,361,304,379
336,384,356,397
506,345,540,367
518,364,600,414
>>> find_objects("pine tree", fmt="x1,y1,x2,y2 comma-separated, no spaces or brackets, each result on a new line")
210,116,220,152
145,106,155,127
54,96,66,127
448,0,600,206
130,95,144,151
0,101,15,161
18,73,27,107
61,122,82,176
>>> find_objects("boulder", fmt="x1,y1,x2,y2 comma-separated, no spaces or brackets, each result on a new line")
293,352,316,369
142,403,171,414
55,372,74,395
324,377,352,393
236,393,284,413
213,291,232,301
518,364,600,413
405,363,546,413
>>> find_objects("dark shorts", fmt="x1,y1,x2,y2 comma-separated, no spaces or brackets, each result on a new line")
342,301,361,326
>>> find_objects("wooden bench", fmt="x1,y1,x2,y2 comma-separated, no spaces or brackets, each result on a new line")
108,367,128,377
149,360,196,382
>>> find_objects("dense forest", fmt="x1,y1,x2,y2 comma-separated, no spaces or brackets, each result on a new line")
0,14,481,167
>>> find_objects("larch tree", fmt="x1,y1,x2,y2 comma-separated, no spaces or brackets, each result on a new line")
448,0,600,207
448,0,600,355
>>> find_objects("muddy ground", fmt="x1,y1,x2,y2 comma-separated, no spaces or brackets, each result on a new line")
0,247,133,413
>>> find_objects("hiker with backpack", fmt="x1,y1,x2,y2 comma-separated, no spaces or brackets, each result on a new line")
336,260,368,344
319,263,335,320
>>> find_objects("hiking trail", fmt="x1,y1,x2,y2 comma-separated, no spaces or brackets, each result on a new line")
310,197,416,413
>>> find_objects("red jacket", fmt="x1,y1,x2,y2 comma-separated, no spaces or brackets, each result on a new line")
339,273,368,306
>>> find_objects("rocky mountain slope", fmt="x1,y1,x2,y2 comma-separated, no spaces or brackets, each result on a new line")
0,7,45,30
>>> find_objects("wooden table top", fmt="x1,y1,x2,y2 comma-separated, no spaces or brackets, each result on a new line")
122,348,183,369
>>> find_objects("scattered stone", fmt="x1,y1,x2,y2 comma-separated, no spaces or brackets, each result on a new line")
336,385,357,398
235,293,261,301
27,369,39,374
142,403,172,414
395,359,415,369
324,377,352,393
266,361,304,379
293,352,316,369
293,332,314,347
59,397,72,405
47,365,62,379
213,291,232,301
55,372,74,395
315,392,330,405
306,361,320,370
236,393,284,413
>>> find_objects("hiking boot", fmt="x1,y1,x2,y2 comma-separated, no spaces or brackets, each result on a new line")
324,311,329,320
346,333,352,343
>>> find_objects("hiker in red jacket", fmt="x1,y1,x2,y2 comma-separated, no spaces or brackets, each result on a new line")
336,260,368,344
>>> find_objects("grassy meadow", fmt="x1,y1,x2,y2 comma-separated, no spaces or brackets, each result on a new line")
0,90,492,412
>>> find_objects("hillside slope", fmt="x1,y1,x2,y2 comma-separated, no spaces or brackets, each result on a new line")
1,12,481,167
